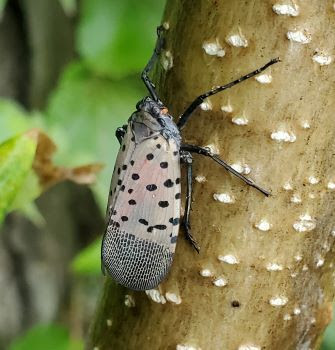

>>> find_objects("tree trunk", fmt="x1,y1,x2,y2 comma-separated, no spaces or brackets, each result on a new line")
88,1,335,349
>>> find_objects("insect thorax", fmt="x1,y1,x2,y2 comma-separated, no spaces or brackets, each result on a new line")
131,97,181,148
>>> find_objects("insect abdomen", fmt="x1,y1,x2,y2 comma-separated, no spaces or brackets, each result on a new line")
102,221,174,291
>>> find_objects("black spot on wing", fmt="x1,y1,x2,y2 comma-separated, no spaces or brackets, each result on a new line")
128,199,136,205
121,216,128,222
139,218,148,226
160,162,168,169
158,201,169,208
146,153,154,160
175,193,181,199
146,184,157,191
154,224,167,230
132,173,140,180
169,217,180,226
164,179,174,188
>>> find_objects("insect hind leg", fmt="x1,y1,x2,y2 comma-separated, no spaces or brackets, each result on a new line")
181,144,270,197
180,150,200,253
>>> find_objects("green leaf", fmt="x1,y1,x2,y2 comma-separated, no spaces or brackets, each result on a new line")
77,0,165,78
0,133,37,223
71,237,101,275
46,61,143,209
9,323,83,350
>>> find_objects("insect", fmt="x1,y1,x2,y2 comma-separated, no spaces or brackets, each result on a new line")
101,26,280,291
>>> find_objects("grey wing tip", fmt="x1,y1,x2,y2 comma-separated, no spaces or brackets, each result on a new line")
102,226,174,291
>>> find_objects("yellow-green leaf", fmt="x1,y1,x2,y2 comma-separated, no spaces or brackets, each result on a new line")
0,133,37,223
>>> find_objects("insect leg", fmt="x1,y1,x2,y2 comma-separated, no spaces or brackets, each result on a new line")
177,58,281,130
181,144,270,197
115,125,127,144
180,150,200,253
141,25,165,102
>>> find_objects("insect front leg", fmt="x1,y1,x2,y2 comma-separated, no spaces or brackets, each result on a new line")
181,144,270,197
115,125,127,144
177,58,280,130
141,25,165,102
180,150,200,253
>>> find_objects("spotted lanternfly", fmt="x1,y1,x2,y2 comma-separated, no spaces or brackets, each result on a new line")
101,26,280,291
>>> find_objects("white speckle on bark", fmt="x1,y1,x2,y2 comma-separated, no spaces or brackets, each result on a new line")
302,264,309,271
231,163,251,175
226,32,248,47
316,256,325,268
271,130,296,143
161,50,173,71
106,319,113,327
200,98,212,111
200,268,213,277
213,276,228,287
331,229,335,237
308,176,319,185
195,175,207,183
270,296,288,307
300,120,310,129
202,40,225,57
124,294,135,308
266,263,283,271
295,255,303,262
238,345,261,350
232,114,249,125
312,52,332,66
221,103,233,113
293,214,316,232
286,30,311,44
272,3,299,16
93,347,100,350
255,74,272,84
290,194,302,203
293,307,301,315
327,181,335,189
308,193,316,199
176,345,201,350
255,219,272,231
213,193,235,203
291,272,298,278
218,254,239,264
166,292,182,304
283,181,293,190
162,22,170,30
310,317,316,324
145,289,166,304
205,143,220,154
283,313,292,321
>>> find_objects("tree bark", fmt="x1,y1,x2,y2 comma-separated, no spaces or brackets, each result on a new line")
88,1,335,349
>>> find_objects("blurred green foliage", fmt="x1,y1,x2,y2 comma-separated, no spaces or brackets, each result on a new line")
1,0,334,348
9,324,82,350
